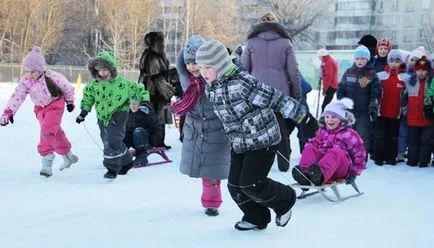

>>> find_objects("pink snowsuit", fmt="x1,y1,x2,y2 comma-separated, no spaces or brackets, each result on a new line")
299,124,366,184
201,178,222,208
4,71,75,156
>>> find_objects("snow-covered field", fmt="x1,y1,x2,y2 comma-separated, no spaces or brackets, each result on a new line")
0,83,433,248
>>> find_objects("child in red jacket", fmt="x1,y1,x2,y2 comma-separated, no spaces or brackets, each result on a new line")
402,58,433,167
374,50,408,166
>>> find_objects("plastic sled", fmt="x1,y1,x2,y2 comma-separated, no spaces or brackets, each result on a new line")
133,147,172,168
291,180,364,202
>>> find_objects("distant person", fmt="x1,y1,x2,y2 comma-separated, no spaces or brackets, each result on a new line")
317,48,338,113
337,45,381,156
242,12,302,172
0,46,78,177
372,38,393,73
138,32,175,150
358,34,377,66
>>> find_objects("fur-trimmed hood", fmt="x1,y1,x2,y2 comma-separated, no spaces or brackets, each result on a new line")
247,22,291,40
318,110,356,128
88,51,118,79
144,32,165,55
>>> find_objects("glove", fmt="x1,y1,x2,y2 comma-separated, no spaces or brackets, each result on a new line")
75,110,88,124
0,109,14,126
298,113,318,139
424,105,434,119
66,103,75,113
346,174,357,185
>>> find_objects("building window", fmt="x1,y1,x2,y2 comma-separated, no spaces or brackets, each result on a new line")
390,0,399,11
403,0,414,12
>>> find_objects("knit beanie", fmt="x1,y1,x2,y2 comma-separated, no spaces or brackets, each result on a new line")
183,35,205,64
324,98,354,120
387,49,402,63
377,38,393,52
353,45,371,60
409,47,427,61
317,48,329,57
196,40,234,79
22,46,46,72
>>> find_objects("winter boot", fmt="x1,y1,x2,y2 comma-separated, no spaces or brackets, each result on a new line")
118,162,134,175
292,166,311,186
40,154,55,177
104,169,117,179
234,221,267,231
205,208,219,216
133,151,148,166
307,164,324,186
59,151,79,171
276,210,293,227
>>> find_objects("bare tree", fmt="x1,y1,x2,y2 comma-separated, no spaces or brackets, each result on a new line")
269,0,330,37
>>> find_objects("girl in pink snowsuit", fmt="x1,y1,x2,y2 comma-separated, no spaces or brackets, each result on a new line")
292,98,366,186
0,46,78,177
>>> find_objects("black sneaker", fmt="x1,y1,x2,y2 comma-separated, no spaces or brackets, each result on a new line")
104,169,117,179
419,163,429,168
292,166,310,186
234,221,267,231
307,164,323,186
205,208,219,216
118,162,134,175
276,209,292,227
386,159,396,166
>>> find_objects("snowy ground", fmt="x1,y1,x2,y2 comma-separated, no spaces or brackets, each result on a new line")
1,83,433,248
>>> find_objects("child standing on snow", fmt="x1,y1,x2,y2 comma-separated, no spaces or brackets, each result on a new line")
402,58,433,167
374,50,408,166
75,51,149,179
0,46,78,177
196,40,317,230
292,98,366,186
173,35,231,217
337,45,381,155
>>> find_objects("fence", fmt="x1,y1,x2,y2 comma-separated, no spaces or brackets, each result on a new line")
0,50,355,88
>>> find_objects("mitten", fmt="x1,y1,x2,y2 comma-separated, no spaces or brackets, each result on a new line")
298,113,318,139
424,105,434,118
346,174,357,185
0,109,14,126
75,110,88,124
66,103,75,113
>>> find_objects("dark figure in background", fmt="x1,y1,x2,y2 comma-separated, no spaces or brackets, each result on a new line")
123,100,164,165
138,32,175,150
168,67,185,142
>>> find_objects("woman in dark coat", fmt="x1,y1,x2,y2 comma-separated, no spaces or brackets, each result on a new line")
138,32,175,149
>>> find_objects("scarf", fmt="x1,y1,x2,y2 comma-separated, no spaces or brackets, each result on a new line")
171,76,205,116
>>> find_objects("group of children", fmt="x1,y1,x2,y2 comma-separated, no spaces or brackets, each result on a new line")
1,32,433,232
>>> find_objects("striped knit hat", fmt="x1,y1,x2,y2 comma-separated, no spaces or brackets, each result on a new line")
196,40,234,79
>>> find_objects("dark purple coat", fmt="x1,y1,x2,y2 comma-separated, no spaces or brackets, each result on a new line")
242,22,302,99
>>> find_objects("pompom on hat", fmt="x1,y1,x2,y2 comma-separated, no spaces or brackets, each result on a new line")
317,48,329,57
22,46,46,72
323,98,354,120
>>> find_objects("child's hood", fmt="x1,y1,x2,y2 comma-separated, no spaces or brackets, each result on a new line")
87,51,118,79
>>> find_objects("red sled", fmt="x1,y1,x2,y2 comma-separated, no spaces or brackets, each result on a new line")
131,147,172,168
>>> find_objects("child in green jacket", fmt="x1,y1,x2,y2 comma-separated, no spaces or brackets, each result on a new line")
76,51,149,179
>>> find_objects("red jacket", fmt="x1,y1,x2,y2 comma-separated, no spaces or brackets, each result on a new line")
405,76,432,127
321,55,338,91
377,66,406,119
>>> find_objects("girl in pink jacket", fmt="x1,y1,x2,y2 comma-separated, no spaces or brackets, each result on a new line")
0,46,78,177
292,98,366,186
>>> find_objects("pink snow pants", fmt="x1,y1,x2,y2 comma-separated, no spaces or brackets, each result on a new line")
201,178,222,209
299,144,350,184
34,98,71,156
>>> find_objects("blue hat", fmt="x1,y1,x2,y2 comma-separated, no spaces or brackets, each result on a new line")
387,49,402,63
353,45,370,60
183,35,205,64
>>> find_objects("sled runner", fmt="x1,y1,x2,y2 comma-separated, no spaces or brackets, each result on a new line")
133,147,172,168
291,180,364,202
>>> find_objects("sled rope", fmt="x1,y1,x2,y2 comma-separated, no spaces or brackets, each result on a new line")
82,122,104,151
276,150,316,186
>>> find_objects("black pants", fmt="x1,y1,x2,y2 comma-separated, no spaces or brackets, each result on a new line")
374,117,400,162
123,127,150,155
407,126,433,166
321,88,337,113
276,113,290,171
98,111,133,172
228,147,296,226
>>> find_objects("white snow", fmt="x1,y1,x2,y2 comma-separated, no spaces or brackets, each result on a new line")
1,83,433,248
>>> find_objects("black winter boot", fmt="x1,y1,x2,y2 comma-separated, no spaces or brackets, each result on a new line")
104,169,117,179
118,162,134,175
307,164,324,186
291,166,310,186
